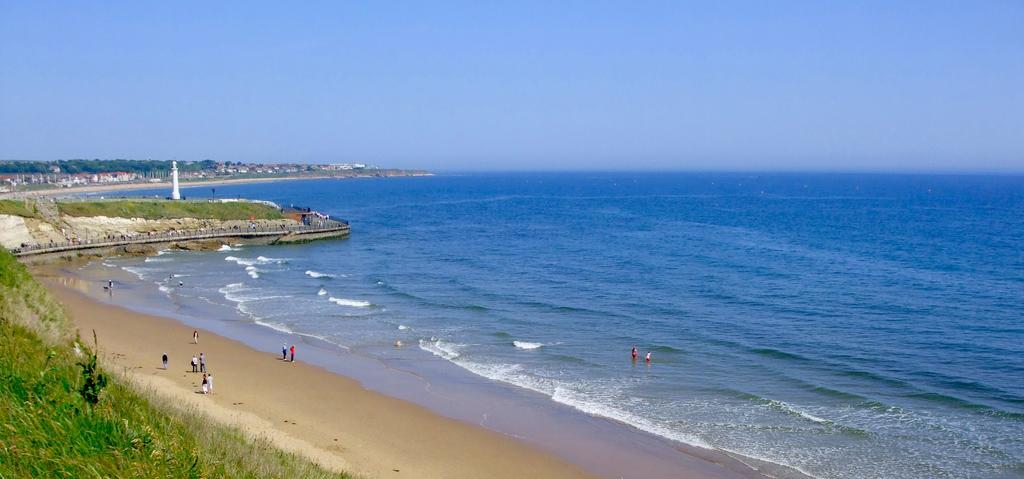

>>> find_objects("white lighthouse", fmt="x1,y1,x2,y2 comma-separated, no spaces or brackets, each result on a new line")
170,161,181,200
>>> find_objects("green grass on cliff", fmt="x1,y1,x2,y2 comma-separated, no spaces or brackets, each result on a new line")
0,199,40,219
57,200,284,221
0,249,347,479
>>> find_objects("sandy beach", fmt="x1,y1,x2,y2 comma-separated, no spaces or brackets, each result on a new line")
31,262,775,479
40,275,595,479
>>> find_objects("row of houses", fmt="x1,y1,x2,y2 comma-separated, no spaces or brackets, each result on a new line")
1,171,142,189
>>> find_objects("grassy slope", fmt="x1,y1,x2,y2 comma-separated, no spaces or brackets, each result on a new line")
57,200,284,221
0,199,40,219
0,249,347,479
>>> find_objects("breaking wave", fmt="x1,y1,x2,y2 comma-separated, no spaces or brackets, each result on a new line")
513,341,544,350
328,297,371,308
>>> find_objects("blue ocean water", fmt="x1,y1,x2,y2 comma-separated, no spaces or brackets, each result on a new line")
106,173,1024,478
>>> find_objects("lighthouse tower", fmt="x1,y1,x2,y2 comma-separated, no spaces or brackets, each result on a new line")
170,161,181,200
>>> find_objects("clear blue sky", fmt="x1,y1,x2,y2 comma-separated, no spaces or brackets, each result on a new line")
1,1,1022,172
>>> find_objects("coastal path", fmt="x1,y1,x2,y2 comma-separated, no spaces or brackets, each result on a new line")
9,220,349,257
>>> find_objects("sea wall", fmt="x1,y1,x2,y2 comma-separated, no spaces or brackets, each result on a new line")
17,227,349,265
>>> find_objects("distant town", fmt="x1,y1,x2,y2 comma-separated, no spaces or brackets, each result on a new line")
0,159,431,194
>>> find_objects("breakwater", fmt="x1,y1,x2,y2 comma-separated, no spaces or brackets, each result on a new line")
11,220,349,261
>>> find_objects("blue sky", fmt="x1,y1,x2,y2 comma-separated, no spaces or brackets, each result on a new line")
1,1,1022,171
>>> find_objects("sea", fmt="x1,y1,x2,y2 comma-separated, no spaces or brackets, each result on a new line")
87,172,1023,478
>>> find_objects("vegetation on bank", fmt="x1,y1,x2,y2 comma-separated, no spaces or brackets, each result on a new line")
0,249,348,478
57,200,284,221
0,199,41,219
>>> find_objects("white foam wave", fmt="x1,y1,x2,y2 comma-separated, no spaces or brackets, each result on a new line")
218,283,249,303
218,244,239,251
253,319,293,334
766,399,829,424
513,341,544,350
548,387,713,450
224,256,257,266
418,339,464,360
144,256,173,263
398,325,409,330
248,270,260,279
417,342,718,454
328,297,371,308
305,270,333,279
121,266,149,279
158,285,172,293
317,287,327,296
256,256,287,264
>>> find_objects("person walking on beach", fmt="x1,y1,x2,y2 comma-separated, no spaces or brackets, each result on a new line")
289,345,295,362
207,373,214,394
199,352,206,373
107,279,113,290
162,353,168,370
631,346,638,361
201,374,209,394
193,330,199,344
191,354,198,373
282,343,288,360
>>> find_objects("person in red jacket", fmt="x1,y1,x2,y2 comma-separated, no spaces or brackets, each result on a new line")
290,345,296,362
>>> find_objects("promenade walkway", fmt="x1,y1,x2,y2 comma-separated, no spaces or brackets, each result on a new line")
9,220,349,257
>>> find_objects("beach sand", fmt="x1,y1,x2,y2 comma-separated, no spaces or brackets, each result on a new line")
42,278,595,479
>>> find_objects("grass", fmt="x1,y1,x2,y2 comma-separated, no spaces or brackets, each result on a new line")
0,199,40,219
0,249,348,478
57,200,284,221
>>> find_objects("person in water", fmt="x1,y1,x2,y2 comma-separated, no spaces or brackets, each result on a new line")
631,346,638,360
645,352,652,363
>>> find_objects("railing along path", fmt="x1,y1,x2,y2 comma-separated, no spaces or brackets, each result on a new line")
10,220,348,257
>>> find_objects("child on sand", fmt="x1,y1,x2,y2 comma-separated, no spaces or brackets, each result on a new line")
201,374,209,394
207,373,214,394
290,345,295,362
162,353,168,370
193,330,199,344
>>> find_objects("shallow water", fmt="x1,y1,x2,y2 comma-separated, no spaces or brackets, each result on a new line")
98,173,1024,478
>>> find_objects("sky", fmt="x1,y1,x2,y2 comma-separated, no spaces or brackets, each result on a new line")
1,1,1022,172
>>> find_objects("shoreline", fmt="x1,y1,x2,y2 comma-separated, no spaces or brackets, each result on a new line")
39,268,594,479
0,172,433,199
35,259,778,479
